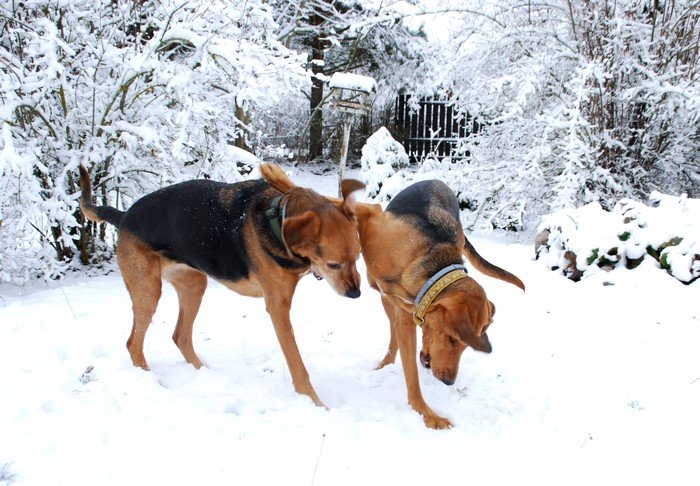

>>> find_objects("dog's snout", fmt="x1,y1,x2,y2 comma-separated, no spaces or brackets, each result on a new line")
432,366,456,385
345,287,361,299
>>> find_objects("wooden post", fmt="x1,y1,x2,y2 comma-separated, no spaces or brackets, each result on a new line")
338,118,351,197
328,73,375,192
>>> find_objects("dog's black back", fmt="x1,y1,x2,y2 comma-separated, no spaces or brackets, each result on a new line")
386,180,461,246
121,179,280,281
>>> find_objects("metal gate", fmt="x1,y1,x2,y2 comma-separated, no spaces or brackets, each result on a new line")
394,94,480,163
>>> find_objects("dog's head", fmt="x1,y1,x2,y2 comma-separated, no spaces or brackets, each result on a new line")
419,278,494,385
282,179,364,298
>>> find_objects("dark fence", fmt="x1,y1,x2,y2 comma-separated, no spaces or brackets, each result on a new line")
394,94,480,164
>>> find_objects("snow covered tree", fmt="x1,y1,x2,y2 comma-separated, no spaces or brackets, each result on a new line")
268,0,427,162
400,0,700,230
0,0,306,283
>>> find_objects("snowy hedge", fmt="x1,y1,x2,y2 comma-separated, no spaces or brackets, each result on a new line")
535,192,700,284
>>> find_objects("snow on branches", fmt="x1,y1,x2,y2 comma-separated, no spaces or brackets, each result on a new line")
407,0,700,231
0,0,305,283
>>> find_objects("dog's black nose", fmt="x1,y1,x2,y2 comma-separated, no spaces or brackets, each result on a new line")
420,351,431,369
436,373,457,386
345,287,361,299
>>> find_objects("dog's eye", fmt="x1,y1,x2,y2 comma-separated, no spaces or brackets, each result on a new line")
327,263,342,270
448,336,459,346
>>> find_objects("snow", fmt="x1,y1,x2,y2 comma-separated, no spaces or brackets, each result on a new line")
328,72,376,93
537,191,700,283
1,169,699,485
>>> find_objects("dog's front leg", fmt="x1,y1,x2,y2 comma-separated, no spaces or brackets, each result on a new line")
395,311,452,429
262,279,326,408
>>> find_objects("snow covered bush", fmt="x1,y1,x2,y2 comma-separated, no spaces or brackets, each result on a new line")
0,0,305,283
536,192,700,284
360,137,524,230
360,127,409,197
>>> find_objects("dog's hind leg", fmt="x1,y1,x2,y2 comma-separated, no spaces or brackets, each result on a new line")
375,295,399,370
165,265,208,368
117,232,163,370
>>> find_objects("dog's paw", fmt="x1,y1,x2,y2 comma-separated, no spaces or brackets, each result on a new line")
374,356,396,370
423,414,453,430
300,389,327,410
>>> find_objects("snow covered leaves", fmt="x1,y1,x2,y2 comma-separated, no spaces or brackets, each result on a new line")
536,192,700,284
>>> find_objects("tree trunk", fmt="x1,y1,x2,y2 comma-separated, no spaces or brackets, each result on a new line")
66,170,90,265
235,103,251,152
308,32,325,161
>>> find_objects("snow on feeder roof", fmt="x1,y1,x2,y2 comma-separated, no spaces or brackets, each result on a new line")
329,72,375,115
329,72,376,93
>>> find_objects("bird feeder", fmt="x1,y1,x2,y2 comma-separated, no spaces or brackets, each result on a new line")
329,72,376,115
328,72,376,196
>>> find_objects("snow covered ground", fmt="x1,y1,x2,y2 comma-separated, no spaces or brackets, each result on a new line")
1,168,698,485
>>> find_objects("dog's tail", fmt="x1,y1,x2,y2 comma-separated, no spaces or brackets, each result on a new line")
463,236,525,291
260,163,298,192
78,165,125,227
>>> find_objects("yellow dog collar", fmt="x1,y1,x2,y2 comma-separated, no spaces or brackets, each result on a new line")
413,264,469,327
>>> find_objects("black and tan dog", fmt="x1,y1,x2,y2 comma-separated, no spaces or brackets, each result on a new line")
261,164,524,428
79,165,364,407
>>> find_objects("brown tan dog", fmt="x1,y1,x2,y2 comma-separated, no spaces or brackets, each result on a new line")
261,163,524,428
79,165,364,407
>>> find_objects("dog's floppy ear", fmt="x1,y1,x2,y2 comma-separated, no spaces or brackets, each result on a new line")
282,210,320,256
456,314,493,354
335,179,365,219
